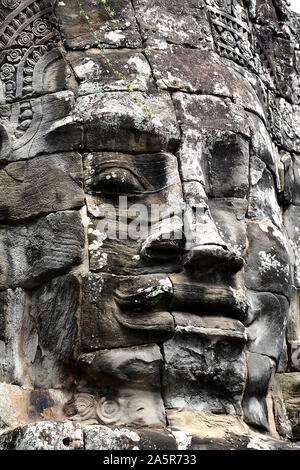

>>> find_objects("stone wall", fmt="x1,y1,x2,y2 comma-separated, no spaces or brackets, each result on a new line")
0,0,299,450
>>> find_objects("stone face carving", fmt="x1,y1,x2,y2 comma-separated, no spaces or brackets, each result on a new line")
0,0,299,449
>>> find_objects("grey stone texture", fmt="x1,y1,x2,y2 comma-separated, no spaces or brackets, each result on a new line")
0,0,299,450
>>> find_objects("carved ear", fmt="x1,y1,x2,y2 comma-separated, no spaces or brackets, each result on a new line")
0,123,11,161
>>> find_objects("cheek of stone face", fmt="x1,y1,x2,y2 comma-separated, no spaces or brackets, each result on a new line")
80,273,175,350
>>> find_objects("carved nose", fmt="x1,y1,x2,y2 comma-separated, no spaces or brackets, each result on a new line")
140,215,185,263
183,244,243,272
179,181,243,272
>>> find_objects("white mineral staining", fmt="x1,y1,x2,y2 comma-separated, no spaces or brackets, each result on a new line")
128,56,151,76
171,431,192,450
258,251,290,281
104,31,126,42
259,224,269,233
74,60,97,79
246,435,272,451
230,287,249,314
136,278,172,299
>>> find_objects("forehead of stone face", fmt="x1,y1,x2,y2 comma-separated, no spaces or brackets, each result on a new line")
146,48,264,119
76,91,181,154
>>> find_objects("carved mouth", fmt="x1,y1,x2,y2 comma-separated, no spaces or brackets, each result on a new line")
170,280,248,322
115,275,248,325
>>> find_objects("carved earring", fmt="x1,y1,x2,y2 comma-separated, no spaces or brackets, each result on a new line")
96,397,122,424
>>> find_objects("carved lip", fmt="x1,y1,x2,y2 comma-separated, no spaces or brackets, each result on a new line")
170,281,248,322
115,277,248,323
171,312,247,340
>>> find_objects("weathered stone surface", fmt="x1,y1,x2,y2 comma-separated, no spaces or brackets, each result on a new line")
242,352,272,430
170,274,248,322
1,419,299,450
146,48,263,117
78,344,163,390
205,0,256,73
166,408,249,441
245,222,292,298
0,0,299,450
173,432,300,450
163,313,247,415
248,156,281,227
0,383,21,430
248,112,279,180
0,211,84,290
0,274,80,388
287,287,300,344
132,0,213,48
67,49,152,94
0,288,25,385
274,373,300,440
208,198,247,259
81,273,174,350
167,407,300,449
0,383,71,432
23,275,80,389
201,130,250,198
269,97,300,153
245,291,289,361
278,338,289,373
87,218,184,275
0,91,82,163
282,153,300,205
84,425,177,451
0,1,59,51
182,182,232,253
68,345,165,427
84,151,185,275
284,204,300,287
0,421,84,450
76,91,180,154
54,0,142,50
173,93,251,138
0,153,84,221
290,340,300,372
176,128,205,184
84,151,181,197
0,422,177,450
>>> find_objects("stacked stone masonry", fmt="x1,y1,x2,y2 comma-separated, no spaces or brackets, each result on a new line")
0,0,299,450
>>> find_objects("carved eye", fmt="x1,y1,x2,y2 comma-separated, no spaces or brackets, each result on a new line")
87,167,146,194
